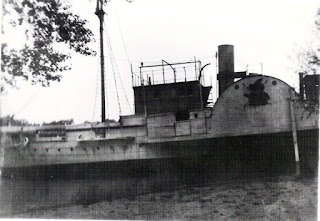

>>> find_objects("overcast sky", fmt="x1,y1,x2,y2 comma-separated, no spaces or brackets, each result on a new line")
1,0,319,124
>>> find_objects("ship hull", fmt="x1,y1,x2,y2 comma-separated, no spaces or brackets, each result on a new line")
178,129,318,176
0,158,179,179
1,75,318,178
1,129,318,178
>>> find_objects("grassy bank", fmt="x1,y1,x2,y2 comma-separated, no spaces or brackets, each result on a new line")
13,175,317,220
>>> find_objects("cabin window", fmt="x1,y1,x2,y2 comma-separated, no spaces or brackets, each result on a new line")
175,110,189,121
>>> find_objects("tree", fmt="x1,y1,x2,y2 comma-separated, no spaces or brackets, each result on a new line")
295,8,320,76
1,0,96,92
43,119,74,125
0,115,35,126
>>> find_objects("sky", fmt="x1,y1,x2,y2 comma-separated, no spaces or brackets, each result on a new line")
1,0,319,124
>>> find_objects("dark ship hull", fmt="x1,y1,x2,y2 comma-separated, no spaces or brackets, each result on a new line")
1,128,318,179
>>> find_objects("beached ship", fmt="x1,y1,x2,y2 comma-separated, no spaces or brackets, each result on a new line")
0,1,318,178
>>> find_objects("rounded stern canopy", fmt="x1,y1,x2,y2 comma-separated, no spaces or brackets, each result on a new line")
209,75,316,137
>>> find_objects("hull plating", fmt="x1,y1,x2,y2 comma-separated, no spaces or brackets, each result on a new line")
1,129,318,178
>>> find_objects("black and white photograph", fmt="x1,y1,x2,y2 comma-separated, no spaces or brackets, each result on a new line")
0,0,319,220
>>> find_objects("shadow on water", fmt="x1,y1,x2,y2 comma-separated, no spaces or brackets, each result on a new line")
0,154,316,217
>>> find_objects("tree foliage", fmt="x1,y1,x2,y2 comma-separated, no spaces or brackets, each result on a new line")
0,115,35,126
1,0,96,91
296,8,320,75
43,119,74,125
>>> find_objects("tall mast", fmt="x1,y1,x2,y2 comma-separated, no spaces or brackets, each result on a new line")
95,0,106,123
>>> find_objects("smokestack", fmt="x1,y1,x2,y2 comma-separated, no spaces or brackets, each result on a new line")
218,45,234,96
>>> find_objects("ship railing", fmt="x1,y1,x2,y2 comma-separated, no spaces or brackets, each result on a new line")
131,59,211,88
132,76,202,87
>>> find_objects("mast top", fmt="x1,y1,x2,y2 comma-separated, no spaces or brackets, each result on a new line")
95,0,105,19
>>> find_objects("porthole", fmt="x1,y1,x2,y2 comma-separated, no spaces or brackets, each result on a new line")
83,148,86,150
58,148,60,152
46,148,49,152
97,147,100,150
235,85,239,90
272,81,277,86
194,113,198,119
34,149,36,152
70,148,73,151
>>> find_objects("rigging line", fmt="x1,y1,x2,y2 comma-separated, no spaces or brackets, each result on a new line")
104,21,122,116
104,48,110,122
133,58,206,64
103,56,159,64
105,77,109,121
104,19,132,115
106,58,182,64
109,57,203,64
116,67,133,114
114,5,131,69
14,87,43,117
92,50,101,122
113,11,134,114
105,74,110,122
136,65,199,73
